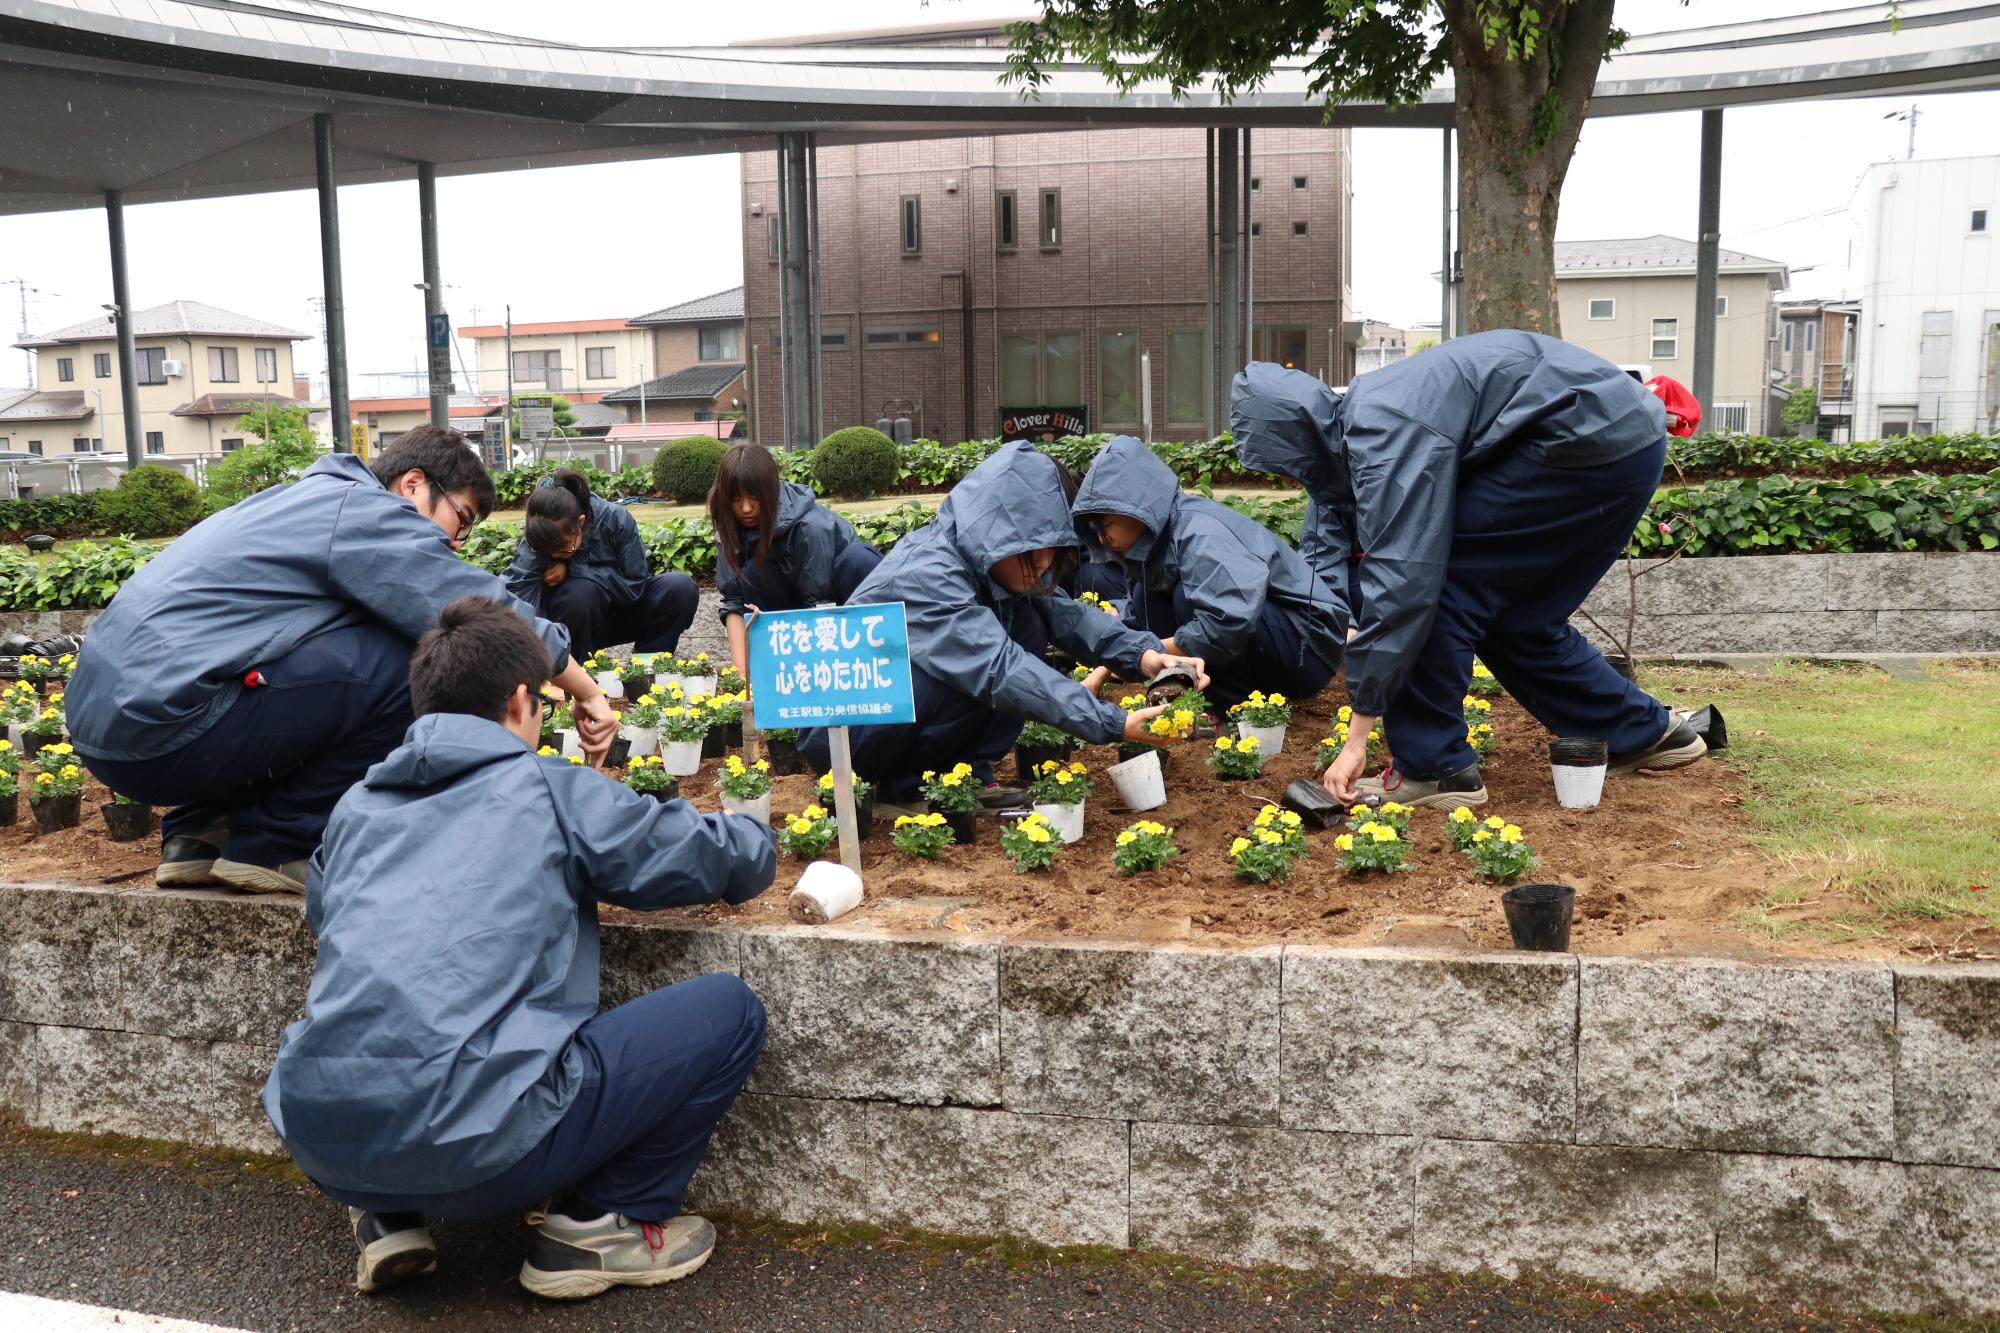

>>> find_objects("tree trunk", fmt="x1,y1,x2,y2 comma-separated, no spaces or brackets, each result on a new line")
1444,0,1617,335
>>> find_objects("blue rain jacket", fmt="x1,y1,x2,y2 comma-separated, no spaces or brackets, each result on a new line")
714,481,863,621
1072,436,1346,669
263,712,775,1196
503,492,651,613
846,441,1159,744
1231,331,1666,715
67,454,570,764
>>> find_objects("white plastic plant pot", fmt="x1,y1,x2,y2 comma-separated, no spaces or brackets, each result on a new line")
1551,763,1607,809
661,739,704,776
557,727,581,758
1238,722,1287,756
721,791,772,825
1031,800,1087,844
595,672,625,700
686,674,719,699
620,724,659,758
4,723,20,750
1105,750,1167,812
789,859,863,924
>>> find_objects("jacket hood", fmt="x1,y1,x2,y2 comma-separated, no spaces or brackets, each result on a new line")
366,713,533,792
1230,362,1348,494
773,480,818,535
1071,435,1176,564
934,441,1079,586
304,451,383,488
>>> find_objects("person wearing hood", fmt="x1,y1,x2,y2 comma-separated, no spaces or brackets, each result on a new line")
706,442,882,684
502,468,699,661
1071,435,1345,709
67,426,619,896
1231,331,1707,809
799,441,1206,801
265,597,774,1302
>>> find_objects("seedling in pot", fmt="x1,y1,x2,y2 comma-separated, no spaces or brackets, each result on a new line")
1206,733,1265,780
920,763,979,844
622,754,679,801
891,812,955,859
777,804,837,861
1000,812,1062,872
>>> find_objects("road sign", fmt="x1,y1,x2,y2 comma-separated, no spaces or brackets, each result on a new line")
749,603,913,730
349,422,369,458
516,393,555,439
427,313,449,350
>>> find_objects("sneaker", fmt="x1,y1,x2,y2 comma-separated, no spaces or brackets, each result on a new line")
520,1212,716,1302
1610,720,1708,775
211,857,309,895
1353,763,1488,810
155,818,229,888
975,784,1030,813
348,1208,437,1294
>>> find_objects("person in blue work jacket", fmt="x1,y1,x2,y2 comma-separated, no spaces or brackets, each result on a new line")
264,596,774,1303
706,443,881,685
67,426,618,896
1071,435,1346,709
799,441,1207,805
1231,331,1707,808
503,468,698,660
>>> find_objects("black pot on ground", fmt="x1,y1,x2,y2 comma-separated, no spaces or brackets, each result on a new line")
700,728,726,760
644,778,682,804
764,738,810,776
22,733,56,759
853,789,876,835
0,791,15,826
931,803,978,846
29,792,79,834
1014,742,1073,784
606,736,632,768
1500,883,1576,952
723,721,744,748
100,801,155,842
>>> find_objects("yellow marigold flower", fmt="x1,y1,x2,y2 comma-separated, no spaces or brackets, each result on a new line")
1334,833,1354,852
754,759,770,772
1484,815,1506,829
0,740,9,752
725,755,745,773
1281,811,1303,829
1026,824,1052,843
1473,829,1493,843
894,815,915,827
59,765,78,779
1141,820,1168,835
1054,769,1073,785
1337,705,1353,722
36,772,53,784
1370,824,1399,844
803,804,827,819
1449,806,1474,823
566,754,585,765
1173,709,1193,727
1472,662,1494,678
1115,830,1136,846
48,743,71,754
941,772,963,787
1228,835,1252,857
789,817,814,835
1214,735,1233,751
1237,735,1260,751
1256,828,1283,845
921,769,936,782
1268,694,1286,707
1500,824,1524,844
1349,804,1371,816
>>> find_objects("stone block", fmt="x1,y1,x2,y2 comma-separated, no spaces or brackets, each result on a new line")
1617,611,1882,656
1578,958,1894,1158
1001,940,1281,1124
1582,555,1830,619
1872,610,2000,653
599,920,743,1010
1131,1123,1412,1274
210,1042,282,1156
1414,1139,1722,1291
0,885,123,1028
1893,963,2000,1168
1281,948,1576,1141
742,927,998,1106
692,1093,1129,1249
32,1025,213,1143
0,1020,34,1119
113,892,312,1045
1717,1154,2000,1319
1823,553,2000,611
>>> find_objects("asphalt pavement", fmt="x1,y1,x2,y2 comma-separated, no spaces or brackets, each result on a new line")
0,1120,1930,1332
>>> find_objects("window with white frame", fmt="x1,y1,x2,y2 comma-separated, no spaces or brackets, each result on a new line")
1716,295,1729,318
585,346,616,379
1650,318,1679,360
256,348,278,383
1919,311,1953,379
1879,406,1916,438
145,430,164,455
1587,298,1615,321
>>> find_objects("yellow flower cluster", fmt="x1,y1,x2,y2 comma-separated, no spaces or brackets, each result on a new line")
537,744,558,756
1147,707,1197,738
1254,805,1304,832
1036,759,1088,785
893,812,948,828
1344,820,1399,844
628,754,665,769
1462,695,1493,714
920,762,974,788
1213,733,1261,752
723,755,771,776
1015,813,1055,844
1114,818,1171,847
1472,662,1495,680
40,742,72,757
565,754,586,766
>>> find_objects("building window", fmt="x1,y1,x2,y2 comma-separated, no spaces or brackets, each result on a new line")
1249,176,1261,191
1587,298,1616,321
996,190,1017,251
900,195,921,256
56,357,73,382
1166,331,1205,425
145,430,164,455
1879,407,1916,438
1099,330,1139,424
93,353,111,378
1251,222,1264,238
220,437,244,453
26,440,41,456
585,346,616,379
1973,209,1988,233
767,215,781,261
699,325,741,360
1783,324,1793,353
256,348,278,383
1039,188,1062,249
1292,221,1308,237
1000,331,1080,402
1253,327,1308,370
208,346,239,382
1805,323,1816,353
1650,318,1679,360
510,350,563,391
863,327,942,349
135,346,167,384
1292,174,1308,191
1715,295,1730,318
1711,402,1750,433
773,328,849,350
71,436,90,452
1919,310,1953,379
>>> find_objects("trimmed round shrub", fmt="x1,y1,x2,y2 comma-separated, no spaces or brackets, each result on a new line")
651,437,728,504
98,464,203,537
811,426,899,499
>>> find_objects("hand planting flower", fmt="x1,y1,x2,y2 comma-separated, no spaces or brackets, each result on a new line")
1230,825,1298,883
1446,805,1481,852
1335,820,1409,874
1348,800,1413,835
1467,819,1538,883
1228,690,1292,729
1319,720,1384,772
891,812,956,858
1467,660,1504,698
1028,759,1093,807
1112,819,1179,874
919,762,979,813
624,753,676,795
717,753,773,800
776,804,836,860
1146,705,1198,740
1206,733,1264,779
1000,812,1061,872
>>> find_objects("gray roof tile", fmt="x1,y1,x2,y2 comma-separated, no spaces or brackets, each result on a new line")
19,299,311,348
601,362,745,404
1555,234,1784,273
629,286,745,326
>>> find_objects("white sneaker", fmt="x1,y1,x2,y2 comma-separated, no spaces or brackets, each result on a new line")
519,1212,716,1301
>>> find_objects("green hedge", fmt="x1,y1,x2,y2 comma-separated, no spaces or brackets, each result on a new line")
1663,431,2000,480
0,537,162,610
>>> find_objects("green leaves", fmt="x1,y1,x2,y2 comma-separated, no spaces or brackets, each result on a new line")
1635,470,2000,559
0,537,161,611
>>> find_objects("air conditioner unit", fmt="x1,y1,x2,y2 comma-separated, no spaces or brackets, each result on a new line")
161,359,184,377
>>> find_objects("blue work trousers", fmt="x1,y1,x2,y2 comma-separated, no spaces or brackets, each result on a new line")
730,540,882,615
1132,585,1337,711
1384,438,1672,779
322,974,766,1226
80,621,413,866
544,572,699,660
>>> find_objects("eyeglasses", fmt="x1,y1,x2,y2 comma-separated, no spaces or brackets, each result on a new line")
430,485,475,545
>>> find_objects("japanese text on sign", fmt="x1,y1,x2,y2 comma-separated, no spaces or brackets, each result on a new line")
748,602,915,730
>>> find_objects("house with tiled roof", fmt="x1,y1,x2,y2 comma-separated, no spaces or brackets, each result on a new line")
627,286,745,387
601,359,746,431
3,300,314,460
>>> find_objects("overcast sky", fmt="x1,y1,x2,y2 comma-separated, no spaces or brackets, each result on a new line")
3,0,1995,394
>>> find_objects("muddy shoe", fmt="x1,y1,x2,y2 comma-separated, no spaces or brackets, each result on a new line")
1610,720,1708,775
156,818,229,888
520,1213,715,1302
1353,764,1488,810
212,857,309,895
349,1209,437,1294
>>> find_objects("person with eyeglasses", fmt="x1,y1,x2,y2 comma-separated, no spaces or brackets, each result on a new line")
66,425,619,896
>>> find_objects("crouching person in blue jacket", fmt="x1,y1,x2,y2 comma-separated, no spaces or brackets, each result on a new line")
1072,435,1345,710
263,596,774,1302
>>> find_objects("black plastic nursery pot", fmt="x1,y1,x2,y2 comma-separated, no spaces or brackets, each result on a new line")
931,803,978,846
1548,737,1609,766
1500,883,1576,952
1013,742,1073,783
100,801,155,843
643,778,682,804
764,738,810,776
29,792,80,834
0,791,16,827
700,729,727,760
22,733,56,759
723,722,744,749
606,736,633,768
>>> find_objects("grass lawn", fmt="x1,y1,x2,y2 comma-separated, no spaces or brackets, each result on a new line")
1645,658,2000,948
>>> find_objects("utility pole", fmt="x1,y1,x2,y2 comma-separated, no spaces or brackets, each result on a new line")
504,304,514,464
1884,103,1920,160
3,278,35,386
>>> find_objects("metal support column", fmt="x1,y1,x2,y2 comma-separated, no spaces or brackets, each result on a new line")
102,190,144,469
774,138,791,450
1203,129,1216,435
314,113,351,451
779,132,816,448
1692,108,1724,429
807,135,824,442
418,162,450,429
1242,128,1254,365
1440,129,1453,340
1216,129,1239,414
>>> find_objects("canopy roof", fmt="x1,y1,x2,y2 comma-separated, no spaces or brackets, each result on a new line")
1,0,1997,216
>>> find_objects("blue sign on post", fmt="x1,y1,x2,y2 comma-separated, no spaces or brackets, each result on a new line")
749,603,914,730
427,313,449,350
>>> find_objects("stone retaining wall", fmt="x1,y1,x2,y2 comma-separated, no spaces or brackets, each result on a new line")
2,883,1994,1319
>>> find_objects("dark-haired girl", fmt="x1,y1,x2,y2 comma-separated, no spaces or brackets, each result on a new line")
503,470,698,660
706,444,882,684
